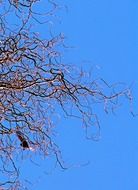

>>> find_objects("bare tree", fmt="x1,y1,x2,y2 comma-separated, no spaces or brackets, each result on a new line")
0,0,132,189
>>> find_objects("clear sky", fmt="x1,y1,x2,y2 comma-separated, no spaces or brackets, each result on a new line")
7,0,138,189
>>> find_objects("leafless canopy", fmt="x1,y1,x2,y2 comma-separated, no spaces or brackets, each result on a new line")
0,0,132,189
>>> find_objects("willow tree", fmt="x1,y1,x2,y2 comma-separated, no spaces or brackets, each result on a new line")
0,0,132,189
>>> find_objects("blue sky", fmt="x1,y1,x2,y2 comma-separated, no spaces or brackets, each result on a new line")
4,0,138,189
